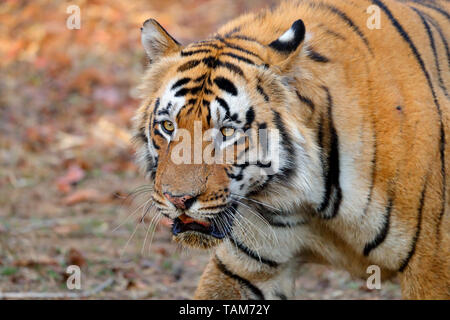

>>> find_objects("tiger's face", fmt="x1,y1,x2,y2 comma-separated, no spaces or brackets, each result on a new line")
134,19,309,248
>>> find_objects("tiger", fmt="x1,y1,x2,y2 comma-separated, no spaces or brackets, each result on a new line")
132,0,449,299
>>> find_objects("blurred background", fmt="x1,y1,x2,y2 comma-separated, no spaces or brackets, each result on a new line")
0,0,401,299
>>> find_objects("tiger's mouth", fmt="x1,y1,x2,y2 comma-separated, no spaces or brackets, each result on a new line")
171,213,233,249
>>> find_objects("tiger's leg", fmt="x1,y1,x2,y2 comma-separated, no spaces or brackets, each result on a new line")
194,254,297,300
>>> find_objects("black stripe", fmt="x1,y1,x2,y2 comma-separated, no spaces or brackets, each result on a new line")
234,161,250,170
411,0,450,21
187,98,197,105
174,87,189,97
296,91,315,110
216,97,230,118
317,87,342,219
364,197,393,256
275,292,287,300
226,169,243,181
157,109,170,116
151,138,160,150
371,0,446,243
215,256,265,300
222,52,256,65
307,49,330,63
153,128,164,138
257,82,269,102
228,35,260,43
190,42,222,50
256,161,272,168
418,8,450,69
363,123,377,216
192,56,245,76
411,6,449,98
224,26,242,37
202,56,218,68
214,77,238,96
174,85,203,97
221,40,263,60
177,60,201,72
153,98,160,114
194,74,207,83
399,175,427,272
317,115,324,156
272,110,296,180
189,85,202,95
259,210,307,228
181,49,211,57
231,113,241,123
204,100,212,125
245,107,255,128
136,127,148,143
325,29,346,40
229,237,279,268
171,77,191,90
217,60,245,77
251,204,295,218
314,2,372,54
319,24,347,41
267,220,306,228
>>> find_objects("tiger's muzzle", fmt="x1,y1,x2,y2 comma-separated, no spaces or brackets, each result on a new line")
171,212,234,249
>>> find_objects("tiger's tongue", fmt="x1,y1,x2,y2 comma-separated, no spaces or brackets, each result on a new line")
178,213,210,228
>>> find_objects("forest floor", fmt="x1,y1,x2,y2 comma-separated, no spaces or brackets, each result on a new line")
0,0,401,299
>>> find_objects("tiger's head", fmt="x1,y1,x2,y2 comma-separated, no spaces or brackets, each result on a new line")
133,19,321,249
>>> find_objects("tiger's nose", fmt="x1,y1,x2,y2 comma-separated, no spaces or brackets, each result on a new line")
163,193,197,210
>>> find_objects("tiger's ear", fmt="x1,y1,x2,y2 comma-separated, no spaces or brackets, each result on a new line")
141,19,182,63
268,19,305,71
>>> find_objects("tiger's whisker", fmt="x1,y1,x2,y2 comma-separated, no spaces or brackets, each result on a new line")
230,193,281,212
231,199,280,246
112,196,153,232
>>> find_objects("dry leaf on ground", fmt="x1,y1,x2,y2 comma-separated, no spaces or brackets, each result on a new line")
56,165,86,193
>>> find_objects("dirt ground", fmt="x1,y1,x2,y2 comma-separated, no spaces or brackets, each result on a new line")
0,0,401,299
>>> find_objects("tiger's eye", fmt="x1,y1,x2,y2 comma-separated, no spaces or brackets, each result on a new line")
162,120,174,133
220,126,235,137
